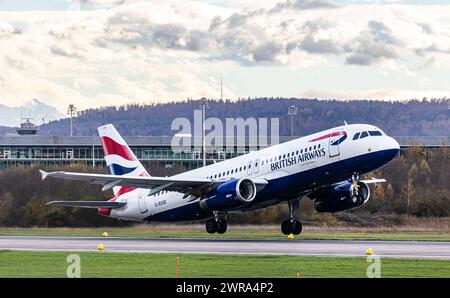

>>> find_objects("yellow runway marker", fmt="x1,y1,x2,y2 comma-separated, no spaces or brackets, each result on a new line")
287,234,294,240
98,244,104,251
366,248,374,255
101,232,109,237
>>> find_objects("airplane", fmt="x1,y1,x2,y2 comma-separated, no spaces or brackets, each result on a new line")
41,123,400,235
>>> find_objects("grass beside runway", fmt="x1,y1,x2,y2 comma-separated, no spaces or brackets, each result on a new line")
0,250,450,278
1,226,450,241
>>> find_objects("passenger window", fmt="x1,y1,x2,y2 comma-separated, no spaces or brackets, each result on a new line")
296,150,298,155
353,133,360,140
314,145,316,150
369,131,382,136
318,144,321,148
360,131,369,139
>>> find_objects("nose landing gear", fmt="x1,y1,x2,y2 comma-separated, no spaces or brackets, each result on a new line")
281,200,302,235
350,172,364,204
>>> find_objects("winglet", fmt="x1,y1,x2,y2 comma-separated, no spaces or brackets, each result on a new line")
39,170,49,180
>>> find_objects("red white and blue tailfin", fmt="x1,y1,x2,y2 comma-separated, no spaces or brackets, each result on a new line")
98,124,150,196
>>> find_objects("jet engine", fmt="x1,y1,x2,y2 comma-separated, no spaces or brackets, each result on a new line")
310,181,370,213
202,178,257,211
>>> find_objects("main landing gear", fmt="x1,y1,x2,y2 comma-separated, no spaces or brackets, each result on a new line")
281,200,302,235
205,212,227,234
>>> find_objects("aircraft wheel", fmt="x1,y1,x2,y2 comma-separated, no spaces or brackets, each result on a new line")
291,220,302,235
206,219,217,234
357,195,364,204
216,219,228,234
281,220,292,235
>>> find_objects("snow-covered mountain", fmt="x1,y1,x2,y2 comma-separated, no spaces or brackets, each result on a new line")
0,99,65,127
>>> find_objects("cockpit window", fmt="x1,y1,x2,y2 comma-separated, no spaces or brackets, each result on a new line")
360,131,369,139
369,131,382,136
353,133,360,140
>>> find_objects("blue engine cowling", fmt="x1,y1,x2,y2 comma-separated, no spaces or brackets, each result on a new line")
202,178,257,211
310,181,370,213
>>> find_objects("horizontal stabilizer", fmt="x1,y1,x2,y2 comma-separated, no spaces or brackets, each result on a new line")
46,201,126,209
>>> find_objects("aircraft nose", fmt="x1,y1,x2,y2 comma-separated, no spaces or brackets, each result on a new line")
380,136,400,161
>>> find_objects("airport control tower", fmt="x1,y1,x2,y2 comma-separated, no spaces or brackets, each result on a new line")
16,117,39,135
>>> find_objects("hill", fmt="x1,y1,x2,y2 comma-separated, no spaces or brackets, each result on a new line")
16,98,450,136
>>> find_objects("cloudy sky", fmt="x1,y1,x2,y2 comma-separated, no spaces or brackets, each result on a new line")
0,0,449,112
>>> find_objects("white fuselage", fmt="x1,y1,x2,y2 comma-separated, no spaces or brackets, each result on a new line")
109,124,400,222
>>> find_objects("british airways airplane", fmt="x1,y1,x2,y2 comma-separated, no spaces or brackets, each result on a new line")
41,123,399,235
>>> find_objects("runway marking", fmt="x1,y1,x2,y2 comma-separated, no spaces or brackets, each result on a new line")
1,236,450,260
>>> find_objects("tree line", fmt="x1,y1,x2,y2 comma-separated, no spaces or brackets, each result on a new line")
35,98,450,137
0,146,448,227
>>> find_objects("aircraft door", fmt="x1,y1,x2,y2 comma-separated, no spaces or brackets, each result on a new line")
253,159,260,174
247,161,253,175
328,129,342,157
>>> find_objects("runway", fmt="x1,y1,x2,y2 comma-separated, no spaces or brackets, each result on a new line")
1,236,450,259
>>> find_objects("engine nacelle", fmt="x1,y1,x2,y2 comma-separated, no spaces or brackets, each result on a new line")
311,181,370,213
202,178,257,211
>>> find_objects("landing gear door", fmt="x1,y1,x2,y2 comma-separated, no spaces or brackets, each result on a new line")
328,129,342,157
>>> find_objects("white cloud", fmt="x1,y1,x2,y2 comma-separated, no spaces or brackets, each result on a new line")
302,88,449,101
0,0,449,112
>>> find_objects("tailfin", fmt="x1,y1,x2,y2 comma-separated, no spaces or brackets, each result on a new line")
98,124,149,195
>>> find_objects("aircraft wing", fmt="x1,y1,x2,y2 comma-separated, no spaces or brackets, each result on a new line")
47,201,126,209
40,170,214,195
360,178,386,184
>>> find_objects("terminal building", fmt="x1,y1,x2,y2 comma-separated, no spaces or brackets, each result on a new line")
0,135,448,170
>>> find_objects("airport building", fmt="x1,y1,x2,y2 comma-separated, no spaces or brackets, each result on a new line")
0,135,448,170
